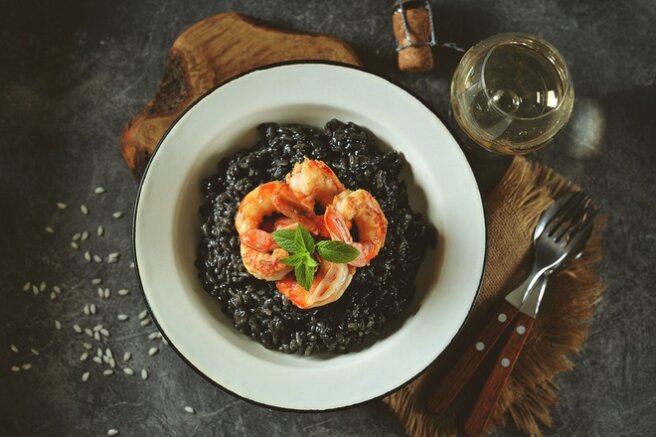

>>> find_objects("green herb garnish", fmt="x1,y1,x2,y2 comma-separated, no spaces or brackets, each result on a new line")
272,224,359,291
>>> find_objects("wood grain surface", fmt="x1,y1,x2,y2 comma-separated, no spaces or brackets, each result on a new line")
120,12,362,177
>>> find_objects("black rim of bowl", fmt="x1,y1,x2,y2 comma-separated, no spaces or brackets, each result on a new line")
131,60,488,413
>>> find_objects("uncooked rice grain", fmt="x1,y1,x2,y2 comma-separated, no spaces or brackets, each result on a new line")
93,255,102,263
112,211,123,219
57,202,67,209
73,324,82,333
97,226,104,236
123,352,131,362
45,226,54,234
55,320,61,330
148,347,158,356
91,278,102,285
22,363,32,370
107,429,118,436
141,369,148,380
82,372,90,382
81,230,89,241
117,289,129,296
10,345,18,353
22,282,31,291
184,406,195,414
103,369,114,376
80,204,89,215
117,314,128,321
123,368,134,376
94,186,106,194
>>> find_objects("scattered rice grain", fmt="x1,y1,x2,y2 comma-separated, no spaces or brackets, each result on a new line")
45,226,54,234
184,406,195,414
72,233,81,241
117,314,128,321
109,357,116,368
22,363,32,370
22,281,31,291
32,285,39,295
11,366,20,372
129,262,135,269
31,348,39,356
90,304,97,315
104,288,110,299
82,372,90,382
97,226,104,236
70,242,79,250
73,324,82,333
55,320,62,330
39,281,46,291
10,345,18,353
100,329,110,337
97,288,104,298
94,332,101,341
141,369,148,380
112,211,123,219
83,305,90,316
91,278,102,285
80,204,89,215
81,230,89,241
80,352,89,361
117,289,129,296
148,347,158,356
123,367,134,376
148,332,159,340
84,328,93,337
140,319,151,327
107,429,118,436
94,186,106,194
56,202,67,209
50,291,56,300
138,310,148,320
103,369,114,376
123,352,131,362
53,285,61,294
92,356,102,364
93,254,102,263
83,342,92,350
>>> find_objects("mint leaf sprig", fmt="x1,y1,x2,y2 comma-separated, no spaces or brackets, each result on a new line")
272,225,359,291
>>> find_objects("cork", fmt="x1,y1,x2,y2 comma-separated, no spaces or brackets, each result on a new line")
392,3,434,72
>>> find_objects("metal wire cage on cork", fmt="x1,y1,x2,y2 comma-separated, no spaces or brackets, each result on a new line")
391,0,436,72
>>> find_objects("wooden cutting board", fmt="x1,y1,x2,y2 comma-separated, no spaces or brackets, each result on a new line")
120,13,362,177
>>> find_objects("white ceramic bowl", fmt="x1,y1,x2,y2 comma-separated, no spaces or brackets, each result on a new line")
133,63,486,410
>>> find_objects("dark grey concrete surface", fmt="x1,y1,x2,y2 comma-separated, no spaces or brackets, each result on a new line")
1,1,654,436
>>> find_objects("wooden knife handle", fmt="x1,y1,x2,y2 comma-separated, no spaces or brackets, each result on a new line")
464,313,535,436
426,300,518,414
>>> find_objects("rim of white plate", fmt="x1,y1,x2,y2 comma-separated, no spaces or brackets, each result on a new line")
133,62,486,411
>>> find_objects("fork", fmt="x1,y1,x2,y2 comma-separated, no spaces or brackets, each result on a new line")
426,191,596,418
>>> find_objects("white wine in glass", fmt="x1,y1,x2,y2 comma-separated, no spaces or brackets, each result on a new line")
451,33,574,155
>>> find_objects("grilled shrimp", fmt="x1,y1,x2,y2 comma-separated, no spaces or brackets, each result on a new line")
324,189,387,267
276,261,355,309
286,159,345,208
235,182,299,280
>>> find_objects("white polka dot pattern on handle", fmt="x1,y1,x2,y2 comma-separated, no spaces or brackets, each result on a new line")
497,313,507,323
516,325,526,335
475,342,485,351
501,358,511,368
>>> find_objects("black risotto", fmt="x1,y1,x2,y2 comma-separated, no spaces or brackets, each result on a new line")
196,120,434,355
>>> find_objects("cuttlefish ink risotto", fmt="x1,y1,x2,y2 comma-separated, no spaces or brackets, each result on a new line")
196,120,435,355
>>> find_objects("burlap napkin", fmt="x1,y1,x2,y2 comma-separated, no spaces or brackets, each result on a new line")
384,157,605,436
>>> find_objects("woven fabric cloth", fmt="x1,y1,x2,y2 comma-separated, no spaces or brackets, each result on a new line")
384,157,604,436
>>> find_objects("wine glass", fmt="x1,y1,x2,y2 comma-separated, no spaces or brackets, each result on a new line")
451,33,574,156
